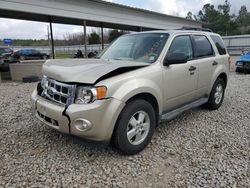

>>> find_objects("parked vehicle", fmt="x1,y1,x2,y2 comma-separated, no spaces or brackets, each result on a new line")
32,29,229,155
0,47,14,72
12,48,50,60
235,52,250,73
73,50,84,58
0,47,13,63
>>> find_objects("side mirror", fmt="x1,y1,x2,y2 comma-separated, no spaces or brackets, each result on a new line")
164,52,188,66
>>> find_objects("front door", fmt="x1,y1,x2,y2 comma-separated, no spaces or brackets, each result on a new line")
162,35,198,112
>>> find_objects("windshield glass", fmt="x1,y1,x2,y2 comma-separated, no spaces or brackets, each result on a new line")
99,33,169,63
0,48,12,54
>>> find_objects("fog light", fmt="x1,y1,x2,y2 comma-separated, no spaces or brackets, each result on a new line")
74,119,92,132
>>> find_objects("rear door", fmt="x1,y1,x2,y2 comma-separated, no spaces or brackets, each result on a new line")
191,35,216,98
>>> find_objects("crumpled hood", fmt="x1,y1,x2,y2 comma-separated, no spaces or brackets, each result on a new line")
42,59,149,84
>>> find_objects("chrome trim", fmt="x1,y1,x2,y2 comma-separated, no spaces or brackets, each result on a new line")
41,76,76,106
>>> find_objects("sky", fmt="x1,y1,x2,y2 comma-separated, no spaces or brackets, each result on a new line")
0,0,249,40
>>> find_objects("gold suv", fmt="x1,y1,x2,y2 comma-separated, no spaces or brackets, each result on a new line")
32,29,229,155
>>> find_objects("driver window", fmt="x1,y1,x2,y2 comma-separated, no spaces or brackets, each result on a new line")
167,35,193,60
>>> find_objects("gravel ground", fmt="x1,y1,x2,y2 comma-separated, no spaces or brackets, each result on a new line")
0,72,249,187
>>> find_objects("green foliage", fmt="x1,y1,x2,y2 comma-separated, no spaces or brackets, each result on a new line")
187,0,250,35
88,32,100,44
186,11,194,20
108,30,128,42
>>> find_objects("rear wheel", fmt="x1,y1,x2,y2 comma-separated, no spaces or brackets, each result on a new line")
112,99,156,155
20,56,25,60
205,77,225,110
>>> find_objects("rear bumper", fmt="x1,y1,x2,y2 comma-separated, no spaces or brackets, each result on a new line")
32,90,125,142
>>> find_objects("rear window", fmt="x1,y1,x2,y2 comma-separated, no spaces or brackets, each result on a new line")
193,35,214,58
211,35,227,55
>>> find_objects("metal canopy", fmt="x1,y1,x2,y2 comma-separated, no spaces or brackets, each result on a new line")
0,0,201,31
0,0,202,59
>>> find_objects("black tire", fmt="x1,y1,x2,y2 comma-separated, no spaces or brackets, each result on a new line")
22,75,40,83
112,99,156,155
205,78,225,110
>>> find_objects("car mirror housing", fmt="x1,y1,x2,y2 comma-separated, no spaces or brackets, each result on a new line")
164,52,188,66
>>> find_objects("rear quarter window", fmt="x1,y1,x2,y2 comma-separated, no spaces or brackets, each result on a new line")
193,35,214,58
210,35,227,55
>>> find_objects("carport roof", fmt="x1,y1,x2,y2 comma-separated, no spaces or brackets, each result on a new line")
0,0,202,31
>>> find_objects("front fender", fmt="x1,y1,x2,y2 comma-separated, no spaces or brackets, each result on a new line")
108,78,163,114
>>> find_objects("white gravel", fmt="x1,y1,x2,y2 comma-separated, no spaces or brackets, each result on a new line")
0,72,249,187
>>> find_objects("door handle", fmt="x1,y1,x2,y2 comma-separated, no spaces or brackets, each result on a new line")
189,66,197,71
212,61,218,66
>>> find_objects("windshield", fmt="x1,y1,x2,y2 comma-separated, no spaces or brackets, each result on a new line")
99,33,169,63
0,48,12,54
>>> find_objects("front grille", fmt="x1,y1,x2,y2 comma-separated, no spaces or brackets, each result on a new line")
41,77,76,106
244,62,250,68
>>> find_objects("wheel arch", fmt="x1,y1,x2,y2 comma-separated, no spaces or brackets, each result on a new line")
217,72,228,87
208,71,228,95
125,92,160,125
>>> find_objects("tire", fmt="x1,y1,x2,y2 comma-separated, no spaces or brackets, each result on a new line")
112,99,156,155
22,75,40,83
205,78,225,110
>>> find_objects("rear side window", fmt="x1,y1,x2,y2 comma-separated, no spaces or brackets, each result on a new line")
210,35,227,55
193,35,214,58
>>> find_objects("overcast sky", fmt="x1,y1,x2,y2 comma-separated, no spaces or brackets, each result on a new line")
0,0,249,40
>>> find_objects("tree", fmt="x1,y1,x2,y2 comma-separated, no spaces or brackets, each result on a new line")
194,0,246,35
186,11,194,20
88,32,100,44
218,0,232,35
238,6,249,26
108,30,128,42
197,3,221,33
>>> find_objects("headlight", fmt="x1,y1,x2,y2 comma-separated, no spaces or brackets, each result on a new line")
75,86,107,104
236,61,243,66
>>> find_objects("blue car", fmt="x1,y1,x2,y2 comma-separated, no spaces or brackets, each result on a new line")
12,48,50,60
236,52,250,73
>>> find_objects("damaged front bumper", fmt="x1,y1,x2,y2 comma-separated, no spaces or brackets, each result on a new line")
31,90,125,142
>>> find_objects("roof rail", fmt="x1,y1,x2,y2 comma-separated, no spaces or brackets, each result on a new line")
178,27,213,32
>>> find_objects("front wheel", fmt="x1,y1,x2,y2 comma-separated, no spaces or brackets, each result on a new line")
112,99,156,155
205,78,225,110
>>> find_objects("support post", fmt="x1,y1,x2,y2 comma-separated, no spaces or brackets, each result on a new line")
83,20,87,58
49,17,55,59
101,24,104,50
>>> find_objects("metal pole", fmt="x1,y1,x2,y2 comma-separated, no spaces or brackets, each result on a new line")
83,20,87,58
49,17,55,59
101,24,104,50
